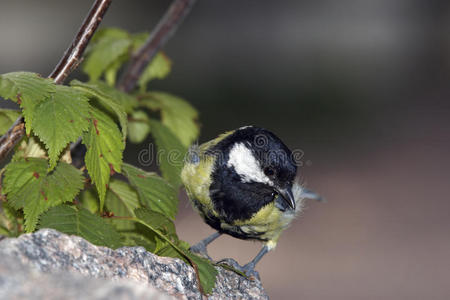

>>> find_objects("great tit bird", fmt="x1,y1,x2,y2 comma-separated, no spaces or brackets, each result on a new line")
181,126,321,278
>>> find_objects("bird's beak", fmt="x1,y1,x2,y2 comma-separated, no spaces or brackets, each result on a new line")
276,187,296,210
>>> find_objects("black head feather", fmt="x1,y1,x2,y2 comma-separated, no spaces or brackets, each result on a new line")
209,126,298,222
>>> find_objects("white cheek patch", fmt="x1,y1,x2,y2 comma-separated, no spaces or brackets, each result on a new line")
227,143,272,184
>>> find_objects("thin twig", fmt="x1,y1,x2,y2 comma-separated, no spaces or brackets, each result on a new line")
0,117,25,162
49,0,113,83
117,0,197,93
0,0,112,163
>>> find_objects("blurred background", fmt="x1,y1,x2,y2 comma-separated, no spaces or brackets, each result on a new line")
1,0,450,299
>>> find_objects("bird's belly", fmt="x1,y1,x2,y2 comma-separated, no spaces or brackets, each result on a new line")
219,202,297,243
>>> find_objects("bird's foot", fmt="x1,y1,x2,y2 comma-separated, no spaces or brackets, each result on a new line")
217,258,261,280
189,242,212,260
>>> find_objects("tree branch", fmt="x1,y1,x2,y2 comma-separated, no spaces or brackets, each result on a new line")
0,117,25,161
0,0,112,163
49,0,113,83
117,0,197,93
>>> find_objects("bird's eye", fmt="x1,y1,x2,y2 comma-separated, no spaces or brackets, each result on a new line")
271,191,278,200
264,167,275,177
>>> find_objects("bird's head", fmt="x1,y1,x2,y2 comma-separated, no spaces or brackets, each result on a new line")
213,126,298,211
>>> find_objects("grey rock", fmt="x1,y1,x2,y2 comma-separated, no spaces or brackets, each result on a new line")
0,256,172,300
0,229,268,300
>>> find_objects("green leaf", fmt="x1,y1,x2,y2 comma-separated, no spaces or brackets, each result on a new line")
12,134,47,161
139,92,199,147
105,179,140,230
32,85,90,169
106,179,140,216
185,251,219,295
83,29,132,82
2,158,46,210
152,238,217,294
0,72,55,135
0,73,90,167
104,58,126,86
78,188,99,214
121,231,156,252
3,158,84,232
138,52,172,92
137,208,177,240
71,80,133,142
0,202,19,225
91,27,130,42
153,238,179,257
88,29,149,86
0,109,20,135
38,205,122,249
134,208,179,250
130,32,149,50
148,119,187,188
122,163,178,220
128,110,151,144
134,208,217,294
133,208,176,239
0,202,20,237
82,106,124,211
0,225,10,236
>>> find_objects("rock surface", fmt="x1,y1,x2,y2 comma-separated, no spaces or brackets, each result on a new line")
0,229,268,300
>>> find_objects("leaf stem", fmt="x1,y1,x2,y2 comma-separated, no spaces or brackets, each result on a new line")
0,117,26,162
117,0,197,93
0,0,113,163
106,215,135,220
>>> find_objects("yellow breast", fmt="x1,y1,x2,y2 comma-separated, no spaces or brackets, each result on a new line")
232,201,297,249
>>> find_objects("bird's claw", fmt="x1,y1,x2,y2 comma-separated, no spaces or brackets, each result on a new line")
189,243,212,260
217,258,261,280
